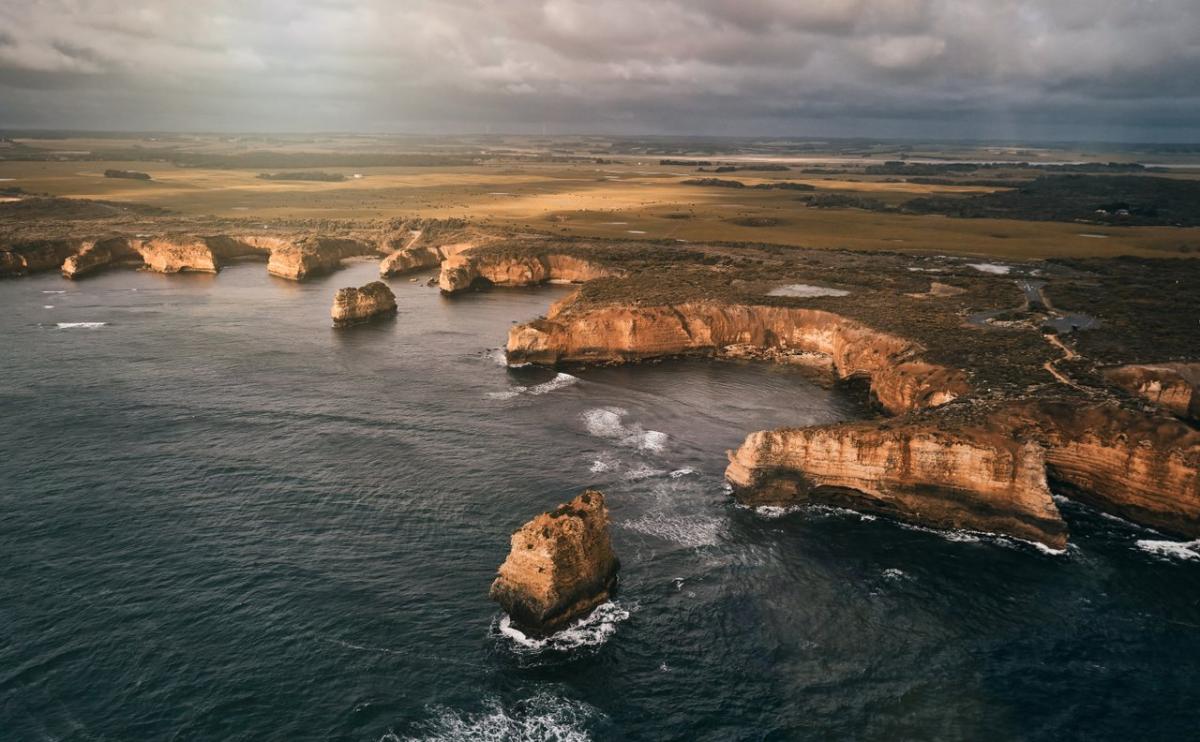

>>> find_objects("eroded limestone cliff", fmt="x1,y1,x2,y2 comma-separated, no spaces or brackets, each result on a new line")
264,236,373,281
61,237,140,278
489,489,620,637
331,281,397,326
1002,401,1200,538
1104,363,1200,423
726,422,1068,549
439,253,616,293
2,239,86,276
507,300,968,415
727,399,1200,548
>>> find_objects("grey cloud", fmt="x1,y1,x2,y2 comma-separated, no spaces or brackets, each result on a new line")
0,0,1197,140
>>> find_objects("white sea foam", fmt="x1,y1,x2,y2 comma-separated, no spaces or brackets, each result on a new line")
882,568,907,580
589,455,618,474
1078,233,1110,239
580,407,668,453
42,290,66,294
1136,538,1200,561
767,284,850,298
622,512,723,547
498,601,632,652
488,373,579,399
626,230,647,234
43,305,54,309
389,693,599,742
751,505,801,519
967,262,1012,275
622,464,667,480
669,467,696,478
900,521,1067,555
486,348,508,366
56,322,106,329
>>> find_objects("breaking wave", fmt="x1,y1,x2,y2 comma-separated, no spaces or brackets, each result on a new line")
580,407,667,453
388,693,600,742
497,601,632,653
488,373,579,400
56,322,106,329
1137,539,1200,561
622,512,724,548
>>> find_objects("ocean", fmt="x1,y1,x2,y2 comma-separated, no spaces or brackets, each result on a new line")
3,260,1200,741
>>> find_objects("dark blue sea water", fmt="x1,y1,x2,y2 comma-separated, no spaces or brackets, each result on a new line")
4,259,1200,741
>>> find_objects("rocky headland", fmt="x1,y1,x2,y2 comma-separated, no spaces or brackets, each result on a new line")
468,239,1200,551
331,281,398,326
489,490,620,637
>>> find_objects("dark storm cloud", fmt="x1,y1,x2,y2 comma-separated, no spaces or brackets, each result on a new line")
0,0,1197,139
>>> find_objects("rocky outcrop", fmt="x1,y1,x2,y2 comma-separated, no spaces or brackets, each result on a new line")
1104,363,1200,423
61,237,140,278
507,301,968,415
331,281,397,326
1002,401,1200,539
380,241,475,277
489,490,620,637
1,239,81,277
134,236,225,273
439,254,615,293
726,422,1068,549
264,236,373,281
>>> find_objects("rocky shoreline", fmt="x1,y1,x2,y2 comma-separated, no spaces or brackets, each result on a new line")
6,215,1199,553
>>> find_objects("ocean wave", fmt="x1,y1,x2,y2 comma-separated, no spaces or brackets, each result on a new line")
899,521,1067,556
580,407,667,453
488,373,579,399
42,290,66,294
738,503,875,522
388,693,599,742
588,455,618,474
622,512,723,547
622,464,667,480
1136,538,1200,561
498,601,632,652
56,322,106,329
669,467,696,478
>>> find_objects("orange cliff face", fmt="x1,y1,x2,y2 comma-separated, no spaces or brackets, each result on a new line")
438,253,616,293
725,422,1068,550
11,233,377,281
262,236,374,281
1002,401,1200,539
380,241,476,277
489,490,620,637
727,400,1200,549
1104,363,1200,423
61,237,140,278
506,301,969,416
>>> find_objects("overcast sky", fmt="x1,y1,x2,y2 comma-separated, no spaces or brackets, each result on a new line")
1,0,1198,141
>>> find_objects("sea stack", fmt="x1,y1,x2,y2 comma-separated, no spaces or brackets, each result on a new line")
490,490,620,637
330,281,397,326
